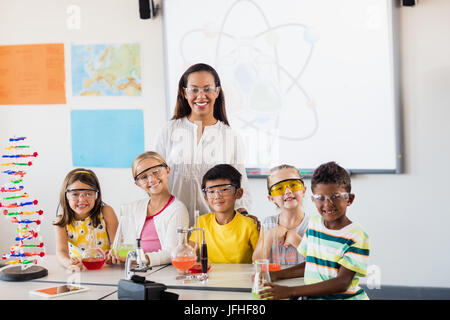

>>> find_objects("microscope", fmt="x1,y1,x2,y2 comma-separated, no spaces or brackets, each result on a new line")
124,238,150,280
117,238,178,300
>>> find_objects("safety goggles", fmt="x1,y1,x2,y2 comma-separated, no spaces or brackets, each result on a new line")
268,179,304,197
134,164,168,185
311,192,350,204
202,184,237,199
66,189,98,200
184,86,219,96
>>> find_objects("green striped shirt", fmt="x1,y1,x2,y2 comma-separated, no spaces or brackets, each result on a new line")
298,215,370,300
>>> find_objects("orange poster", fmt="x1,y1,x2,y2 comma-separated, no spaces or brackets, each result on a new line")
0,43,66,105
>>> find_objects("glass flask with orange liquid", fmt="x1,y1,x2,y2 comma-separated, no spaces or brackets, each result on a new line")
171,227,196,279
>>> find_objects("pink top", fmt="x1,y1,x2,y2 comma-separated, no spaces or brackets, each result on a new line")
140,195,174,253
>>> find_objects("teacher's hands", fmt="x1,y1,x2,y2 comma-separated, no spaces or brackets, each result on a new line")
238,208,261,231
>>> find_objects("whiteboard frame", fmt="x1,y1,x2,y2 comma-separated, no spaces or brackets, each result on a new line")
161,0,404,178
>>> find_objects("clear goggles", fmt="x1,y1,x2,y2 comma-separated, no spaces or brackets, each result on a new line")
268,179,304,197
66,189,98,200
134,164,167,184
184,86,218,96
202,184,237,199
311,192,350,204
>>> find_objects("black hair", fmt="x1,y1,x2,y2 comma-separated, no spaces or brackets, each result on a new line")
172,63,229,125
201,164,242,190
311,161,351,192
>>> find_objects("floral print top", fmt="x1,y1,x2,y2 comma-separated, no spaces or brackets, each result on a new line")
66,212,110,258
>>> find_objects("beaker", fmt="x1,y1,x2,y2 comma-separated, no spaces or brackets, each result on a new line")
269,226,282,271
261,225,282,271
112,214,137,260
81,227,106,270
252,259,271,300
171,227,196,277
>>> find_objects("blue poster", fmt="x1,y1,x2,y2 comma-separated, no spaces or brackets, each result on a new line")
71,109,145,168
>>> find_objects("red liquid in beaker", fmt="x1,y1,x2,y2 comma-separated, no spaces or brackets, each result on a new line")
82,257,106,270
171,256,196,271
188,263,211,274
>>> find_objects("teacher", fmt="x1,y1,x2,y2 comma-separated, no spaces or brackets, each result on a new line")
155,63,252,226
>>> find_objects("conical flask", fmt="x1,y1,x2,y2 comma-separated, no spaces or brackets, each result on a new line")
112,214,137,260
252,259,271,300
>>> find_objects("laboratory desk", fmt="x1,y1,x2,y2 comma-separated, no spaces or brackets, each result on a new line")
0,280,116,300
20,254,164,285
0,255,304,300
145,263,304,292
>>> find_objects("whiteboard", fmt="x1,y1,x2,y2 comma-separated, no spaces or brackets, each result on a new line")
162,0,402,176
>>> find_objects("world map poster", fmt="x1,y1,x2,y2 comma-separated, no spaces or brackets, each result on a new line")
71,43,142,96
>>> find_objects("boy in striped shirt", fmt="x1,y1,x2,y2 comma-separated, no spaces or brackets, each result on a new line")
260,161,370,300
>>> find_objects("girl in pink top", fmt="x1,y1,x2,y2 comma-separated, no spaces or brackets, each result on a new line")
140,195,174,252
112,151,189,266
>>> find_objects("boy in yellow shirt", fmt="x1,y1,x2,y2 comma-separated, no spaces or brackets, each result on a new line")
189,164,259,263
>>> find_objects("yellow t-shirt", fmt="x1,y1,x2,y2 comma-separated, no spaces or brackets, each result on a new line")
66,213,110,258
189,211,259,263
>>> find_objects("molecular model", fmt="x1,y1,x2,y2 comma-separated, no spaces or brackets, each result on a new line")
0,137,47,281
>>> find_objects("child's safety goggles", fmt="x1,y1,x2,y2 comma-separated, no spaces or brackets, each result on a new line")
268,179,304,197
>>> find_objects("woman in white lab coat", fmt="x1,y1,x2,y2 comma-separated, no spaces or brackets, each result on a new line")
155,63,252,226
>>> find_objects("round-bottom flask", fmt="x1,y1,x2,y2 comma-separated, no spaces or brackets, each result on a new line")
171,227,196,277
81,248,106,270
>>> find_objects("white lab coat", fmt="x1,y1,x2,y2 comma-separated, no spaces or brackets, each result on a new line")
154,117,252,226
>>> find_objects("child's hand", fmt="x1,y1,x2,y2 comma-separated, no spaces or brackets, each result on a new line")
104,250,113,264
275,226,288,245
109,250,126,264
283,230,302,249
68,257,84,272
259,283,293,300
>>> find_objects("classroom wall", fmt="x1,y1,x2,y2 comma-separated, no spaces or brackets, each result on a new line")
1,0,449,288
